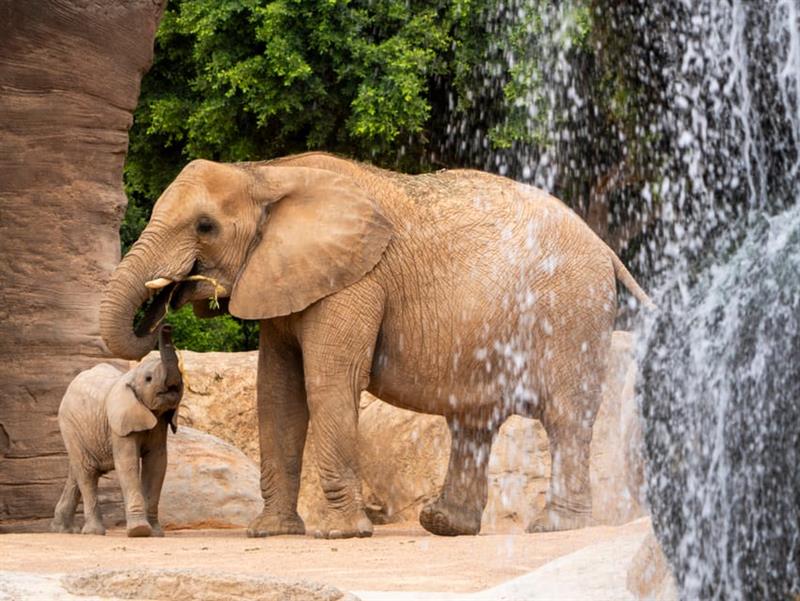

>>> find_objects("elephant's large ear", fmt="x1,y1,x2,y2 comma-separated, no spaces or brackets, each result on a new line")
106,375,157,437
229,166,392,320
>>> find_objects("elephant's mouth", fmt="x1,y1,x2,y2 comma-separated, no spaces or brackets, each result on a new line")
133,281,186,337
134,269,228,337
156,387,182,407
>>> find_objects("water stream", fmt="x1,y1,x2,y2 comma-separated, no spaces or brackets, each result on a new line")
448,0,800,597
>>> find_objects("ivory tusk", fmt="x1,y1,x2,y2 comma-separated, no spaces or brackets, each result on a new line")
145,277,173,290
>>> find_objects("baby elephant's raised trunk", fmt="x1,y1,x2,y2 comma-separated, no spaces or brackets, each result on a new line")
158,325,182,393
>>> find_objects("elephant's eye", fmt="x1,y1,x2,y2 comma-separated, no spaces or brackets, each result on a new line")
145,375,152,383
196,217,216,235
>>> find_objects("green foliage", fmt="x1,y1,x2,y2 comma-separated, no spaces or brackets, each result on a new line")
164,305,259,352
127,0,460,185
122,0,497,353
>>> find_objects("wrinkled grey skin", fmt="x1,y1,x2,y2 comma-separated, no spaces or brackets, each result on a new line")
51,327,182,537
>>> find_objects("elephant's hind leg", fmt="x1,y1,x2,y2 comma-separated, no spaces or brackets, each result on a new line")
51,467,80,533
420,419,495,536
74,467,106,535
529,380,603,532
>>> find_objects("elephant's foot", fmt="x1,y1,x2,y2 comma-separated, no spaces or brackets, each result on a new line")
50,519,78,534
148,519,165,537
246,510,306,538
313,510,373,539
526,505,593,533
419,499,481,536
126,517,152,538
80,521,106,536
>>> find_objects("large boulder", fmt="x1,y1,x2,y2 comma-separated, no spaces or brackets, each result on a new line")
97,427,261,530
168,329,644,531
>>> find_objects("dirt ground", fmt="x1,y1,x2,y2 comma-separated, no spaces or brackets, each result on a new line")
0,519,650,594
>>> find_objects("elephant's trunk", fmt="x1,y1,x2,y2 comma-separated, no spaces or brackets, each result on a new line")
100,233,170,360
158,324,182,392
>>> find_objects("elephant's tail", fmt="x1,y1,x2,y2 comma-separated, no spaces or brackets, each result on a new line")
611,253,656,310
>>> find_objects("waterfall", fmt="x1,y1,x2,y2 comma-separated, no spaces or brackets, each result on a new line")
641,1,800,597
642,204,800,598
445,0,800,597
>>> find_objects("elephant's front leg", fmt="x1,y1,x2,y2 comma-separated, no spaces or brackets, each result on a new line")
247,325,309,538
420,419,495,536
141,426,168,537
305,373,373,539
112,435,151,537
300,290,382,539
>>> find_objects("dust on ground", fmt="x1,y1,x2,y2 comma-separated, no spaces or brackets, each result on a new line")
0,519,650,593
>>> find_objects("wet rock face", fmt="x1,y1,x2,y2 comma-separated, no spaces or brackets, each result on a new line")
642,207,800,598
166,329,642,532
0,1,165,530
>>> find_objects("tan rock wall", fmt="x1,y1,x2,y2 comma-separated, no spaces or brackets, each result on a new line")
0,0,165,531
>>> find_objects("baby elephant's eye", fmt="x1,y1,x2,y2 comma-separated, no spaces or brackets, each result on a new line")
196,217,216,235
145,375,152,383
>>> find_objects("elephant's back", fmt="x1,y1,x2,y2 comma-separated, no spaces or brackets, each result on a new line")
369,170,619,417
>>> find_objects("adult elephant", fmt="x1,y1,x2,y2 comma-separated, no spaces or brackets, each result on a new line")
100,152,652,539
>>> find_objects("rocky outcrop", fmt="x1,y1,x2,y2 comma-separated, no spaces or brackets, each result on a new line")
0,1,165,531
97,427,261,530
171,330,644,531
627,531,679,601
172,352,261,460
590,330,645,525
62,568,358,601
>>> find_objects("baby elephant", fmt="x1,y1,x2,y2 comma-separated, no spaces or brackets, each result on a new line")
51,326,183,537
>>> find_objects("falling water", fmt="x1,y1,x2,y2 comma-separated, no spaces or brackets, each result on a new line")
445,0,800,598
640,1,800,598
642,197,800,599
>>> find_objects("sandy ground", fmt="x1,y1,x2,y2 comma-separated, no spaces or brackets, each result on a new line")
0,519,650,599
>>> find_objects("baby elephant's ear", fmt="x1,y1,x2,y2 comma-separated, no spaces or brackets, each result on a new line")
107,376,157,437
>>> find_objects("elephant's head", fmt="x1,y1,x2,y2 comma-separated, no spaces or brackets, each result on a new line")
100,159,392,360
106,325,183,436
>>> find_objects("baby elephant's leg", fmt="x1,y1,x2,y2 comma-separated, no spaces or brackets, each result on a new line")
113,435,151,537
51,467,81,533
142,431,168,537
74,466,106,535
